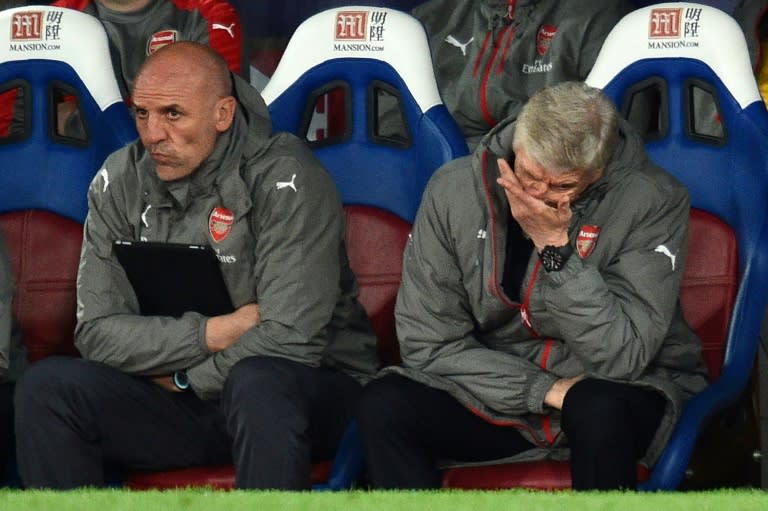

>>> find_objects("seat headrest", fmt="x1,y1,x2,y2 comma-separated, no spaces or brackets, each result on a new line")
262,6,442,114
0,5,123,111
586,2,761,110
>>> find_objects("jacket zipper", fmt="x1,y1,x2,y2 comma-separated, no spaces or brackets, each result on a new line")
477,0,518,128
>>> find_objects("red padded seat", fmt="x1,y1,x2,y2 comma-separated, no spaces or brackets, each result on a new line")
125,461,332,490
0,210,82,362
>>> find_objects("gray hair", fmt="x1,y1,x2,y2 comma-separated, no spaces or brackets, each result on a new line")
512,81,620,177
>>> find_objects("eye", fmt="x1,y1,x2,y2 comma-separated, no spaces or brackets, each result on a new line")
552,183,576,192
134,108,148,120
167,109,181,120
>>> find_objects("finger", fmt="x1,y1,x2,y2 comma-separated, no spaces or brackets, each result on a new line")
496,158,521,189
497,157,514,178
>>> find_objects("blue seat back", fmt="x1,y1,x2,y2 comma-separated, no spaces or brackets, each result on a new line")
587,2,768,490
0,6,137,222
261,6,468,222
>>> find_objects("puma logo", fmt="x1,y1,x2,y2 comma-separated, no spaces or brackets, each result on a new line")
276,174,297,192
445,34,474,56
212,22,236,38
654,244,677,271
141,204,152,228
100,167,110,192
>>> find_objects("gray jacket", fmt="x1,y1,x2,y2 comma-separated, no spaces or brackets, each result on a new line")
0,230,25,383
75,77,379,400
413,0,634,148
388,116,708,466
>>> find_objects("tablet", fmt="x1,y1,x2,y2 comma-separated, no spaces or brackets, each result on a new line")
113,240,234,317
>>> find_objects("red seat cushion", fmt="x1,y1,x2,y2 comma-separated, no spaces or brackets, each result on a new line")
443,461,651,490
344,205,410,366
679,209,738,379
125,461,332,490
0,210,82,361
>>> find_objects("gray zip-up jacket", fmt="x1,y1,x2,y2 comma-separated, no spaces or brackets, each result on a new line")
75,77,379,400
413,0,634,148
1,231,25,383
388,116,708,466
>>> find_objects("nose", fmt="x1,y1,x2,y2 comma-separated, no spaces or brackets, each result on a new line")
140,114,167,146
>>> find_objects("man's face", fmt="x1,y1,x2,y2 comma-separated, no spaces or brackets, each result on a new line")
132,68,227,182
512,148,600,207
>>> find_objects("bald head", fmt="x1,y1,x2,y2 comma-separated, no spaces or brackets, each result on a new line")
134,41,232,100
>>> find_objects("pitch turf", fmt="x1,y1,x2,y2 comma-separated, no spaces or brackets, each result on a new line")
2,489,768,511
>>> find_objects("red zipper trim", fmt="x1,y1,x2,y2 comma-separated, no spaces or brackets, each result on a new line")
479,27,510,128
539,338,553,369
496,27,516,76
473,31,492,78
481,151,509,305
542,415,555,445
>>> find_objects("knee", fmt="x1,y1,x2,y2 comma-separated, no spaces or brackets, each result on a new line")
357,375,413,434
14,356,96,424
222,356,302,410
561,379,628,437
15,357,82,405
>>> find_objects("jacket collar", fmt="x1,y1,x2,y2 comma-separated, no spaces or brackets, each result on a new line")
140,75,273,212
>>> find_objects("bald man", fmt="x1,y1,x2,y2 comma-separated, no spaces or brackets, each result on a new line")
14,42,378,490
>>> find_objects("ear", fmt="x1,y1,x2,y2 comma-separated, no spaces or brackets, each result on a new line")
214,96,236,133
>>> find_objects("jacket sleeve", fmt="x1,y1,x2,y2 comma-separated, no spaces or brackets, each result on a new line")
186,151,345,400
194,0,249,80
396,178,558,416
74,166,210,375
0,232,14,378
541,182,691,381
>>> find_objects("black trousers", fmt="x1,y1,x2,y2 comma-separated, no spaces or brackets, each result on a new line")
0,382,14,485
561,377,666,490
357,374,665,490
14,355,361,489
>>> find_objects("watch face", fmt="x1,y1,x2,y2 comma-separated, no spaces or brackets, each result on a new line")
174,371,190,390
541,247,564,272
540,244,572,272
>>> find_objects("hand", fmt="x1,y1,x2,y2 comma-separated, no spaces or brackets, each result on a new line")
151,375,182,392
496,158,571,251
205,303,261,352
544,376,583,410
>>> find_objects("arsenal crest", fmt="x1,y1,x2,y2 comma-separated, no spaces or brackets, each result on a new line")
146,30,178,55
536,24,557,56
209,207,234,243
576,225,601,259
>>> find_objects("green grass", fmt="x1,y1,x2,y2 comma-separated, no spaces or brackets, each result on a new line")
1,489,768,511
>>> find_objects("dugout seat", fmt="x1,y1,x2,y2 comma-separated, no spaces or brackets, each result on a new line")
261,5,468,223
0,6,136,363
125,5,461,490
442,2,768,490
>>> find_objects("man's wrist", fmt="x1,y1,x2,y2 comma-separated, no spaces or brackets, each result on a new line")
539,241,573,272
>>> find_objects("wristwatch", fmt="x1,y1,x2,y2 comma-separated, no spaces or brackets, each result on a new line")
172,370,190,391
539,243,574,272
